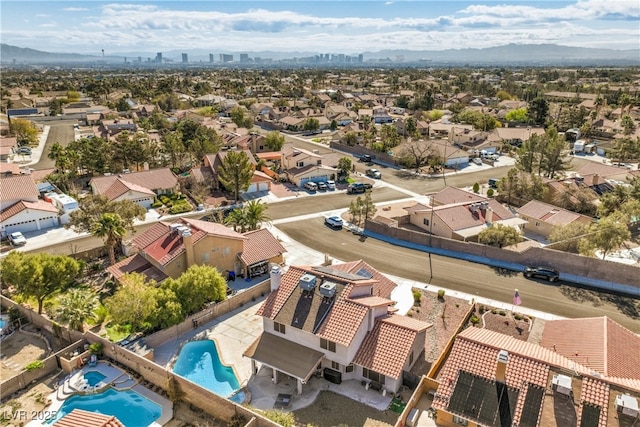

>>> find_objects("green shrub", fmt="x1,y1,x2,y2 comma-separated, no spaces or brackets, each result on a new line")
263,410,295,427
473,182,480,193
412,289,422,305
491,309,498,314
499,310,507,316
169,204,192,215
89,342,103,356
487,188,495,197
470,314,480,325
159,195,172,206
437,289,445,300
514,314,523,320
25,360,44,371
151,198,163,208
478,305,486,314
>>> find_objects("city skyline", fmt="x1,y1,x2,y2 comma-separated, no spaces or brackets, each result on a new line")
1,0,639,55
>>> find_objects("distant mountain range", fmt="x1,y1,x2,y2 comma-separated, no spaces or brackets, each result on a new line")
2,43,638,66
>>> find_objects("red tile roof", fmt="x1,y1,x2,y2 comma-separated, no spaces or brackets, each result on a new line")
182,218,246,240
577,377,610,427
0,174,39,203
433,186,485,205
103,178,155,201
239,228,286,266
54,409,124,427
352,314,428,379
316,299,368,346
518,199,591,225
540,316,640,380
0,199,58,221
257,266,307,319
106,253,168,283
90,168,177,195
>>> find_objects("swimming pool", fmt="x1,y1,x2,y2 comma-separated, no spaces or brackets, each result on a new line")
48,388,161,426
83,371,106,387
173,340,245,403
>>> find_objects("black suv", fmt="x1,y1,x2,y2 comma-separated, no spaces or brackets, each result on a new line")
523,266,560,282
347,183,366,194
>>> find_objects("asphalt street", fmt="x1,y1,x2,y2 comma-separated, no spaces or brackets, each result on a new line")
276,217,640,333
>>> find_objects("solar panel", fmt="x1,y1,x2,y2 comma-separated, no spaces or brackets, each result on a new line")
520,384,545,427
312,266,363,281
448,371,519,427
580,403,601,427
355,267,373,279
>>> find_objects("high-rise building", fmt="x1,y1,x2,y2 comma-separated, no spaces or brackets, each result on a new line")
220,54,233,63
155,52,162,63
358,54,364,63
182,53,188,63
209,53,214,63
239,53,249,63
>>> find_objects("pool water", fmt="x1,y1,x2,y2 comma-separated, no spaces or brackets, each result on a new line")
49,388,161,426
173,340,244,403
84,371,106,387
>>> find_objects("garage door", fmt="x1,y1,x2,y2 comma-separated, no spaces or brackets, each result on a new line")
39,216,58,230
4,219,39,234
246,183,258,193
311,175,328,183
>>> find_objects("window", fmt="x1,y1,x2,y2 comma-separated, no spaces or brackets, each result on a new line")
535,221,540,227
274,322,285,334
320,338,336,352
409,351,414,365
345,364,354,373
331,361,340,370
423,219,430,226
453,415,468,426
362,368,385,384
296,161,304,167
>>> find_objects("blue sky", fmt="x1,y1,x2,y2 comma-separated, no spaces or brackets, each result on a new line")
1,1,638,55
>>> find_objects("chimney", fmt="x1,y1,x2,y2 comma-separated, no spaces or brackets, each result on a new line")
592,173,599,185
270,264,282,291
496,350,509,383
181,227,195,268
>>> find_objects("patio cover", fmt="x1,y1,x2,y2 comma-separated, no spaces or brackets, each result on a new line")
244,332,324,382
455,217,528,239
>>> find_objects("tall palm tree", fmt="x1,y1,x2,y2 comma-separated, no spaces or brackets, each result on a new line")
244,200,271,231
93,213,127,265
57,288,99,331
225,208,248,233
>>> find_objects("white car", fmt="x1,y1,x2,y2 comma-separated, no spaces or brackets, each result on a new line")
326,180,336,190
8,231,27,246
472,158,483,165
324,216,343,229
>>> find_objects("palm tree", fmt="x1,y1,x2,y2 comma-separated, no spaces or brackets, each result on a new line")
93,213,127,265
224,208,248,233
244,200,270,231
56,288,99,331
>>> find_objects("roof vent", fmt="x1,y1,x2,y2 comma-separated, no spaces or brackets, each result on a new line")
497,350,509,363
319,282,337,298
299,274,317,292
170,223,182,234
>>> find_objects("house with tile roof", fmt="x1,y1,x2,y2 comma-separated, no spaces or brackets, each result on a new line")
540,316,640,380
404,188,526,241
517,200,594,238
89,168,178,209
0,174,61,238
244,262,430,395
197,149,271,196
281,145,338,187
430,326,640,427
109,218,285,281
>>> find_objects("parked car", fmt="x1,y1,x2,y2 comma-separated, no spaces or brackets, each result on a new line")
523,266,560,282
472,157,483,165
317,181,327,191
304,182,318,192
366,168,381,179
324,216,343,229
347,183,366,194
360,154,372,163
8,231,27,246
326,180,336,190
15,146,32,155
360,182,373,190
488,178,499,189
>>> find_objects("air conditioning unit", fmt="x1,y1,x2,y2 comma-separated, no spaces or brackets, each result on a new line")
551,374,572,396
319,282,337,298
299,274,317,292
616,394,639,417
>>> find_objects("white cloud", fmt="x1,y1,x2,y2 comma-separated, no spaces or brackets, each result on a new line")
39,22,58,28
63,7,88,12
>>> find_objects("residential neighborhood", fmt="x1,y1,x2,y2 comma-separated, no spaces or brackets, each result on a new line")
1,63,639,427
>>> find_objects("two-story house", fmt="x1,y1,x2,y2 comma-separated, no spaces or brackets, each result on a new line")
281,145,338,187
517,200,593,239
108,218,286,282
244,262,430,395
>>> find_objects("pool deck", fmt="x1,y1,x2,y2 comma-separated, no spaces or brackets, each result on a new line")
26,362,173,427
